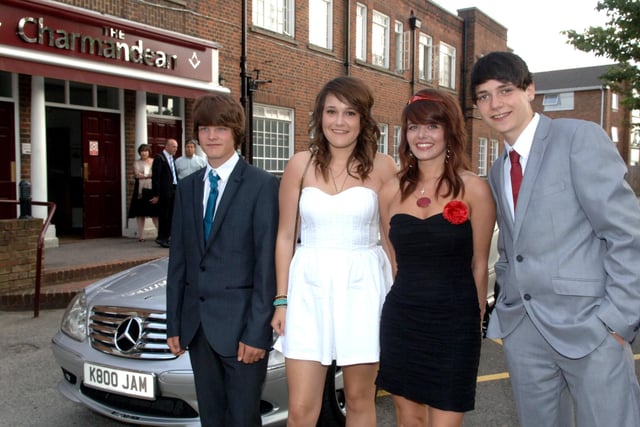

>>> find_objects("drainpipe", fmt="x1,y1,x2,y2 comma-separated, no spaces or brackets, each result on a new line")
344,0,351,75
408,11,420,97
240,0,251,162
600,86,606,128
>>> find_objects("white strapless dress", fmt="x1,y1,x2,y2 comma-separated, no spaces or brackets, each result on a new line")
281,186,392,366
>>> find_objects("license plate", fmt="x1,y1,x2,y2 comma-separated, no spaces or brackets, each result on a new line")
83,362,155,399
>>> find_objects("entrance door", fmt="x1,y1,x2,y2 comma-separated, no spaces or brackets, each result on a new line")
148,118,182,157
0,101,16,219
82,112,121,238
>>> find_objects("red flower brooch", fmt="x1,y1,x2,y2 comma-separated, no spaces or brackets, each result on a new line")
443,200,468,225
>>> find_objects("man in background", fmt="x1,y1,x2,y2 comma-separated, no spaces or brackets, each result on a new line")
151,138,178,248
175,139,206,180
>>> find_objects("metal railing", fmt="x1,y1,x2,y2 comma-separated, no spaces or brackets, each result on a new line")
0,199,56,317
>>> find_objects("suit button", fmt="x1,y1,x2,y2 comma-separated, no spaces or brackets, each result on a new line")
199,296,205,302
516,255,523,262
523,294,531,301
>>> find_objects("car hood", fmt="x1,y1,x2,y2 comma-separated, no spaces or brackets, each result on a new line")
84,257,169,311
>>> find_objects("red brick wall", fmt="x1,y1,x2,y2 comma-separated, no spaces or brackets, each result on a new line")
0,218,40,294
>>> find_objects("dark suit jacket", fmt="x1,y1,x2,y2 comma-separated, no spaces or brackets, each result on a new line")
166,158,279,356
151,152,174,199
487,114,640,358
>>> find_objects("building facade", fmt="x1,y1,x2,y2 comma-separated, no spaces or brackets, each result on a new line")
0,0,508,243
532,64,631,165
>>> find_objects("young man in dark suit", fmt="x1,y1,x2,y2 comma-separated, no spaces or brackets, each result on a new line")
150,138,178,248
166,93,279,426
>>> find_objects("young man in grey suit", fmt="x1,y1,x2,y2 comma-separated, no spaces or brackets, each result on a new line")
471,51,640,427
166,93,279,426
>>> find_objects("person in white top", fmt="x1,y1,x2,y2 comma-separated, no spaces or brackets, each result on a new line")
175,140,206,180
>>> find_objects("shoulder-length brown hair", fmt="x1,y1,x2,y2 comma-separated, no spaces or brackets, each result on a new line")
398,88,470,201
308,76,380,181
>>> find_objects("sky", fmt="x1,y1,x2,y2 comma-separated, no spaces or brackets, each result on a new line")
435,0,614,72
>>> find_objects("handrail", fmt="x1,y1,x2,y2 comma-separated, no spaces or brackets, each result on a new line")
0,200,56,317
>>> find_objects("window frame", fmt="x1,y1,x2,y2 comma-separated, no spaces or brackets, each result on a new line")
252,0,295,37
478,137,488,176
252,104,295,175
309,0,333,49
438,42,456,89
418,33,433,82
371,10,390,68
355,3,367,61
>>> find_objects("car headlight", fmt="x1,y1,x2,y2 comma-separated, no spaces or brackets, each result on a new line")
60,291,88,341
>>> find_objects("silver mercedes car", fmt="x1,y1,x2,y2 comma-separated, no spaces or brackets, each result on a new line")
51,257,346,426
51,227,498,426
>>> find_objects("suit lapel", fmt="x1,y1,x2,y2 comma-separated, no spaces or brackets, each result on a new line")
513,115,552,241
191,168,207,253
204,159,247,247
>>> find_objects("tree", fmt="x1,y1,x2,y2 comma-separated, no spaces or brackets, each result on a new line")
563,0,640,111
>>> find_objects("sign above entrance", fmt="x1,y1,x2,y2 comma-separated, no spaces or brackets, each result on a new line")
0,0,225,96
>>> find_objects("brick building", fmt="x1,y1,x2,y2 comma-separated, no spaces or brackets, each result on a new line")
532,64,631,165
0,0,509,243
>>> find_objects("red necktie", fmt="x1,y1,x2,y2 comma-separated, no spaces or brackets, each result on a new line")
509,150,522,209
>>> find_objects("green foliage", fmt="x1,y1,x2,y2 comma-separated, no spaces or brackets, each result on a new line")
562,0,640,110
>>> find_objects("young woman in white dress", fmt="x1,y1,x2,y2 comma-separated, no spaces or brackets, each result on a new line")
271,76,397,426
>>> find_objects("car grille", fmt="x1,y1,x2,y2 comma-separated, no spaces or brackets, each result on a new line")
89,306,174,360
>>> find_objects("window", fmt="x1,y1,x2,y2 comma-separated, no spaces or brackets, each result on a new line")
393,125,401,162
478,137,488,176
612,92,619,111
418,33,433,82
44,78,120,111
371,11,389,68
439,42,456,89
490,139,500,165
542,94,559,106
147,93,182,117
542,92,574,111
253,104,294,174
253,0,294,37
355,3,367,61
0,71,13,98
309,0,332,49
378,123,388,154
394,21,404,72
611,126,619,143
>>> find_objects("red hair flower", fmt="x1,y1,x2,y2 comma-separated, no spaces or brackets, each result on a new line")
443,200,468,225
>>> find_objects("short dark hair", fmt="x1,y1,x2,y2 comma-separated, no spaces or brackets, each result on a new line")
184,140,197,148
470,52,533,102
137,143,152,156
192,93,245,148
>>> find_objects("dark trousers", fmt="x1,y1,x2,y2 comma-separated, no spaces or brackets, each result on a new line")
188,327,267,427
156,186,175,241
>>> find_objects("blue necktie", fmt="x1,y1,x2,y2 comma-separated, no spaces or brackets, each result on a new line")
203,171,220,243
169,156,177,184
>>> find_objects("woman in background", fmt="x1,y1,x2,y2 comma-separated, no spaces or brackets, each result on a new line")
128,143,158,241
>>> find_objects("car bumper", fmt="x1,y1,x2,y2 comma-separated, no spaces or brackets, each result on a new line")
51,332,288,426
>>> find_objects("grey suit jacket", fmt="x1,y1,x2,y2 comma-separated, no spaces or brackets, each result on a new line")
487,114,640,358
166,159,279,356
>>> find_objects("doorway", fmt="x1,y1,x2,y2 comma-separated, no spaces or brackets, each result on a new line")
0,101,16,219
46,108,121,238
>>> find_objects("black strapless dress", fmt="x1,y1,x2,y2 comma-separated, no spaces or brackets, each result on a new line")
376,213,481,412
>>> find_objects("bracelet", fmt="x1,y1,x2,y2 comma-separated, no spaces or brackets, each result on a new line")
273,294,287,301
273,298,288,307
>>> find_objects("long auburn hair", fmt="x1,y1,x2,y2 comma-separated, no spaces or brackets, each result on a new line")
308,76,380,181
398,88,470,201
